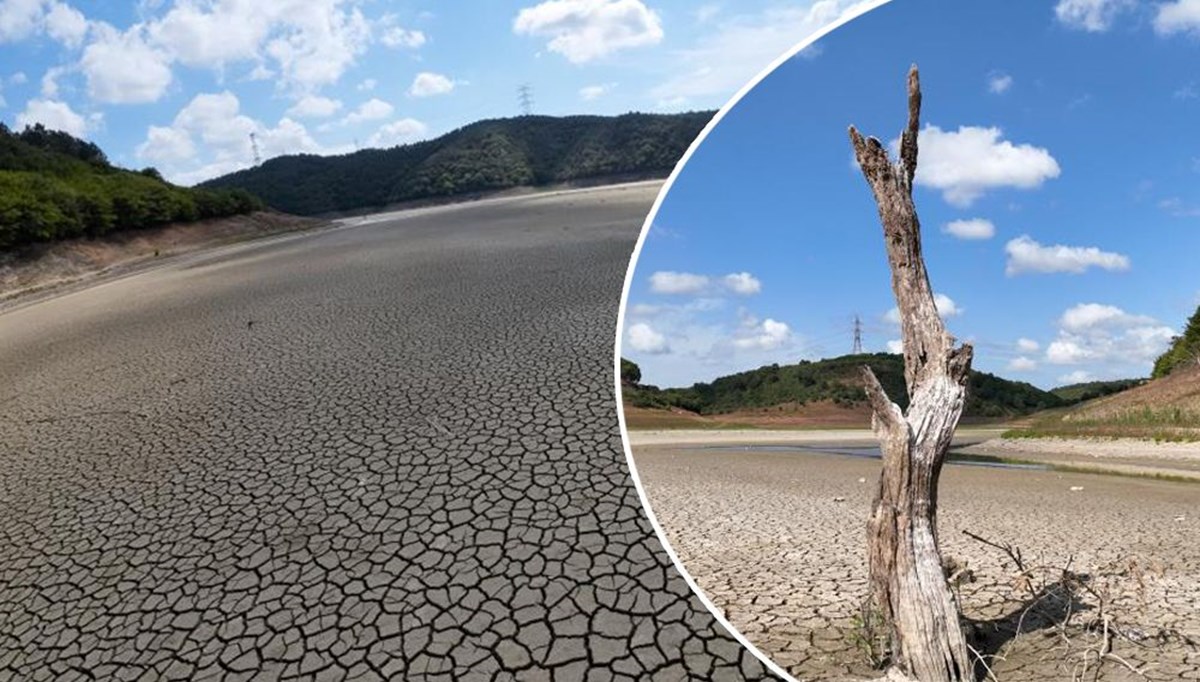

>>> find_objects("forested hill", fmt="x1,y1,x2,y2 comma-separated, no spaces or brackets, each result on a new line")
1,123,262,251
624,353,1067,419
200,111,714,216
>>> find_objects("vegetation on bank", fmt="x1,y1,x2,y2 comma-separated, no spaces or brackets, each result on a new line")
1153,304,1200,378
1,123,263,251
621,353,1069,420
200,112,714,216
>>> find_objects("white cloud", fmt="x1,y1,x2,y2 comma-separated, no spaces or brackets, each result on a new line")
357,78,376,91
1008,356,1038,372
1004,235,1130,275
1045,303,1175,367
16,97,88,136
45,1,87,48
135,124,195,163
734,318,791,350
143,0,371,93
886,339,904,354
39,65,67,98
1160,197,1200,217
1055,0,1135,32
1016,338,1040,353
579,83,615,101
885,293,962,324
649,271,709,295
0,0,47,43
1058,370,1094,384
286,94,342,118
513,0,663,64
378,14,426,48
1154,0,1200,35
988,72,1013,94
81,23,172,104
408,72,454,98
341,98,393,125
651,1,873,102
943,218,995,240
907,125,1061,207
627,322,669,354
721,272,761,295
367,118,428,147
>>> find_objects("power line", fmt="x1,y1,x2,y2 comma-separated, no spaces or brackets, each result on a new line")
517,83,534,116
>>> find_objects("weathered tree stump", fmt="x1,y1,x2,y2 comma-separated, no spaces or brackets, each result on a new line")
848,66,976,681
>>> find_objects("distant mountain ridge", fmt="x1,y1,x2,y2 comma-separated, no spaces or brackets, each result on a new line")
200,111,715,216
623,353,1068,420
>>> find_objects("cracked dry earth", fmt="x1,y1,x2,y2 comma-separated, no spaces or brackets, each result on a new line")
0,183,776,681
633,443,1200,682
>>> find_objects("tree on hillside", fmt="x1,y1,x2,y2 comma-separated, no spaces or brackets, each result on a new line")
620,358,642,385
848,66,975,681
1152,305,1200,378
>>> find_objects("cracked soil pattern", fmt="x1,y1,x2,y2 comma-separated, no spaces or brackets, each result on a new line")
0,184,776,682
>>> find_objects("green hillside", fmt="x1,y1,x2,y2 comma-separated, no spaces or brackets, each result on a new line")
200,112,714,216
1050,378,1145,404
1152,304,1200,378
0,123,262,251
624,353,1065,420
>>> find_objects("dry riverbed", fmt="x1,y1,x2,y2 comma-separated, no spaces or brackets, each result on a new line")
629,430,1200,681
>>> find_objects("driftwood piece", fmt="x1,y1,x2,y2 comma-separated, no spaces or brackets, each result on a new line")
848,65,976,682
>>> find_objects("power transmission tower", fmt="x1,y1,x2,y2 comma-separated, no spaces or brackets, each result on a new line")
852,314,864,354
249,132,262,165
517,84,534,116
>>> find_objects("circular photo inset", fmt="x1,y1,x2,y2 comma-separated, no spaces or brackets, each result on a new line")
618,2,1200,681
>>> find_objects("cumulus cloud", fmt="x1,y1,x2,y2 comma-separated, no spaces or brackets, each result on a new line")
408,72,454,98
651,1,874,102
988,72,1013,94
626,322,669,354
81,22,173,104
341,98,393,125
1058,370,1094,384
649,271,709,295
286,95,342,119
579,83,615,101
513,0,663,64
135,124,195,163
378,14,426,48
1055,0,1135,31
721,272,762,295
367,118,428,147
1008,356,1038,372
885,293,962,324
886,339,904,354
1154,0,1200,34
1016,338,1041,353
1045,303,1174,367
734,318,791,350
1004,235,1130,275
905,125,1061,207
16,97,88,136
44,1,87,48
943,218,995,240
0,0,47,43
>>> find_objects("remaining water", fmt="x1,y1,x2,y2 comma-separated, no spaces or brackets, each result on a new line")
704,444,1049,471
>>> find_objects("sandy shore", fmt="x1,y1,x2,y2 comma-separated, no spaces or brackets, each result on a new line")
631,432,1200,681
626,427,1006,448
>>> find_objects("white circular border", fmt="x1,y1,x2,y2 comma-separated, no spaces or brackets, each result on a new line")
613,3,894,681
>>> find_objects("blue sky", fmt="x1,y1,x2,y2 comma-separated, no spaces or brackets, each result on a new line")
0,0,879,185
624,0,1200,390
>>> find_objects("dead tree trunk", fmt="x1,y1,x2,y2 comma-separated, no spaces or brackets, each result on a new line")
848,66,975,682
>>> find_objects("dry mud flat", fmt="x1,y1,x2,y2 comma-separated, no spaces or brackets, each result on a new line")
0,184,775,681
632,435,1200,681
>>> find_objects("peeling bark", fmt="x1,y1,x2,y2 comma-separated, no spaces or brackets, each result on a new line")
848,65,976,682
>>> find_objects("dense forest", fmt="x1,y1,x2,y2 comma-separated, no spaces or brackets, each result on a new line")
0,123,262,251
1050,378,1144,403
622,353,1070,420
1152,305,1200,378
201,112,714,216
